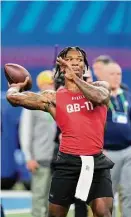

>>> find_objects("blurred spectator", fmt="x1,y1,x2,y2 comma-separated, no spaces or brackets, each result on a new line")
92,54,129,91
19,70,56,217
103,62,131,217
92,55,114,81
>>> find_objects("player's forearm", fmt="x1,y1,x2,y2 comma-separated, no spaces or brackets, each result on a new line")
72,76,109,104
6,87,46,110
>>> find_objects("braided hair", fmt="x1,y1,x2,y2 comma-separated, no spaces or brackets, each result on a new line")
54,46,89,79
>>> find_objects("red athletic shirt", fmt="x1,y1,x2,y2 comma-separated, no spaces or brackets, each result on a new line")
56,88,107,155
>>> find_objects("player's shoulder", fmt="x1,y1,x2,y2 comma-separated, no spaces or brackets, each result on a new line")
56,87,66,93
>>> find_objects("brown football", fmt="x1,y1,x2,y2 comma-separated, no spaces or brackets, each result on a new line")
4,63,32,90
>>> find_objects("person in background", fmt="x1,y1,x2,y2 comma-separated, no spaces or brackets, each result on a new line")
103,62,131,217
19,70,56,217
93,56,129,216
92,55,114,81
92,55,128,91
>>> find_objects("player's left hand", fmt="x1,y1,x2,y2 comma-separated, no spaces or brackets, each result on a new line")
56,57,75,80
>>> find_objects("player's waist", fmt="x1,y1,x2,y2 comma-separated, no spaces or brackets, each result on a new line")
57,151,114,170
58,150,102,158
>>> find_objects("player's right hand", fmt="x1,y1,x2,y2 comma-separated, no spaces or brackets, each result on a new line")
8,77,30,91
26,160,39,173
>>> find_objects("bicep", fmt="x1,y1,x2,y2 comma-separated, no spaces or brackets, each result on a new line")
92,82,110,106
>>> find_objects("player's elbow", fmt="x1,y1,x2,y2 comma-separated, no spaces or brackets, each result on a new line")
100,95,109,105
96,93,109,105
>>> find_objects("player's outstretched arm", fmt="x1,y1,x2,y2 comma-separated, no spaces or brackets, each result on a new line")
6,78,56,111
73,77,110,106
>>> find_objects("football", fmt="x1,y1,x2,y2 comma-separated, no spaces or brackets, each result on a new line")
4,63,32,90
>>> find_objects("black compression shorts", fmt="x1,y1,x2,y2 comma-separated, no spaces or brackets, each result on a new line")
49,151,114,206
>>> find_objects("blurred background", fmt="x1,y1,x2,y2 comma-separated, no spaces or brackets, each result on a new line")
1,1,131,217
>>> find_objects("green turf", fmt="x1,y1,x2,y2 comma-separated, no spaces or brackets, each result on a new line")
6,210,74,217
7,214,31,217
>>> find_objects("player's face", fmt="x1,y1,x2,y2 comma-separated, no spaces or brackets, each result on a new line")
104,64,122,90
64,49,85,78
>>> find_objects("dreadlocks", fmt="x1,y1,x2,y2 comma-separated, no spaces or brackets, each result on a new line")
54,46,89,79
